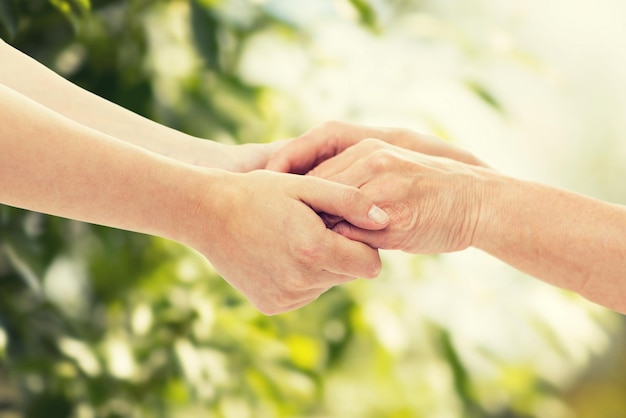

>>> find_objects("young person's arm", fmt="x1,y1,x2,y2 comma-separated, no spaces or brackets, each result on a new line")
0,85,389,314
0,39,278,172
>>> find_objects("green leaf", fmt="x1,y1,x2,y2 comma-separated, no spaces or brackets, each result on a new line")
49,0,91,16
465,80,506,114
189,0,221,71
0,0,19,40
1,239,44,295
48,0,91,31
437,328,485,418
348,0,379,32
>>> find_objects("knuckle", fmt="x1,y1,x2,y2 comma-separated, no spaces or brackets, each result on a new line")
366,150,397,173
294,239,323,266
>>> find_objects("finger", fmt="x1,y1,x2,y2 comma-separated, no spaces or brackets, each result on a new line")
319,212,343,229
265,134,340,174
322,157,378,191
321,228,383,279
308,137,386,181
266,123,365,174
298,177,389,229
332,221,387,250
307,149,356,180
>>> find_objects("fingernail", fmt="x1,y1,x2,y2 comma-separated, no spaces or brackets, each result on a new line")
368,205,389,224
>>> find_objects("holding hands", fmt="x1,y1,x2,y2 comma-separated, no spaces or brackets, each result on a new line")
4,30,626,314
2,41,391,315
187,170,389,315
268,121,492,255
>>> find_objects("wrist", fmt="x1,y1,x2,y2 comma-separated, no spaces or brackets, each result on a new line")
158,134,230,168
470,171,522,253
161,166,235,250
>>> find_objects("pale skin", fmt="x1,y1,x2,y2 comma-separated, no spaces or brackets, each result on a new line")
0,44,391,315
0,38,275,172
268,121,626,314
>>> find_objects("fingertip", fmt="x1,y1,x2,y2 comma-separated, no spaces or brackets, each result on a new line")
367,205,389,227
332,221,382,253
332,221,352,237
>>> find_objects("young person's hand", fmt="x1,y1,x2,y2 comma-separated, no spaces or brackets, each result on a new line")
267,120,488,174
0,85,388,316
185,170,390,315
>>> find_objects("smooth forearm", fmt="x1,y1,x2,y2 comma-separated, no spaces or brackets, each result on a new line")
0,83,221,244
0,39,234,167
474,174,626,312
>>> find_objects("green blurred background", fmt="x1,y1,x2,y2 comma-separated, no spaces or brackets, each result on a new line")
1,0,626,417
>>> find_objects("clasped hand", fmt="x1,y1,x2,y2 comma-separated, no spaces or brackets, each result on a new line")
187,170,390,315
268,121,492,255
191,120,490,315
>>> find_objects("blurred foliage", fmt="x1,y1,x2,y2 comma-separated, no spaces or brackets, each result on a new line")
0,1,621,417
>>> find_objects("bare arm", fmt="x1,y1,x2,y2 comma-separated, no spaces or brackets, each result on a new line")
0,39,279,172
0,85,388,314
0,83,199,238
474,175,626,312
310,138,626,313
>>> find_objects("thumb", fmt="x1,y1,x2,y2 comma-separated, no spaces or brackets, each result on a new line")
298,178,389,230
332,221,386,249
266,141,317,174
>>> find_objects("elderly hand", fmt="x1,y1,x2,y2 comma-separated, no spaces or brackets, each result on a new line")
308,138,492,254
266,120,488,174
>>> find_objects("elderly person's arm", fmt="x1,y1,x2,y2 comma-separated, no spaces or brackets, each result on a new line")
309,138,626,314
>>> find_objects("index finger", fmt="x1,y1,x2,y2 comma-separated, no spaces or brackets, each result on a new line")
308,138,386,182
266,121,368,174
266,133,342,174
296,176,389,230
321,228,383,279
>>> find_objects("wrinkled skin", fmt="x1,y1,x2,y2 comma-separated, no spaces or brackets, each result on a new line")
307,139,489,254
